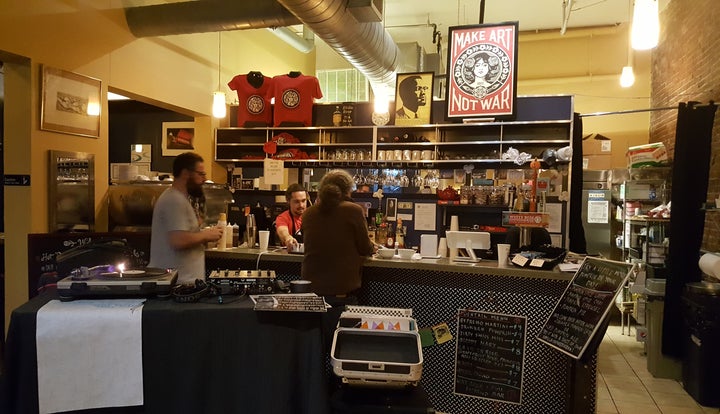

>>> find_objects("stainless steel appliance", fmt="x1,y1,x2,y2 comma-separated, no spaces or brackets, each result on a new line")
581,170,616,259
49,150,95,232
107,181,233,231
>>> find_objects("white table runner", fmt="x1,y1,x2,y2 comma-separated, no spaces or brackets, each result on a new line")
36,299,145,414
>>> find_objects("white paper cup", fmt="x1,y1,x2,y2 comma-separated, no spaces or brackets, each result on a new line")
437,237,448,257
450,215,459,231
497,243,511,268
258,230,270,251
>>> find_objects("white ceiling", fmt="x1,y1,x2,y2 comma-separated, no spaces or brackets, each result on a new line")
383,0,668,56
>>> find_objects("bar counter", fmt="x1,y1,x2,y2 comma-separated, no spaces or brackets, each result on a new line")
206,248,594,414
206,247,573,281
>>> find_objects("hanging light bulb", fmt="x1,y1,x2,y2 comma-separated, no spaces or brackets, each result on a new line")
620,66,635,88
631,0,659,50
212,91,226,118
212,32,227,119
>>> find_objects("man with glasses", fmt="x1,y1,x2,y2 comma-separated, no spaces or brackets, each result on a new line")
149,152,223,284
395,75,428,119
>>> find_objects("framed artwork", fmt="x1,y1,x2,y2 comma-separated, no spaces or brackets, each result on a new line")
386,198,398,221
393,72,434,126
40,65,102,138
446,22,519,120
162,122,195,156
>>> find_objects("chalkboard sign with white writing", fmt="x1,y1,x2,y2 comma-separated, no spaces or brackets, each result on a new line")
537,257,634,359
454,310,527,404
28,232,151,298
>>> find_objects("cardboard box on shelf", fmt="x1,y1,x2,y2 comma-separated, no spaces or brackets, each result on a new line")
582,136,612,155
583,155,612,170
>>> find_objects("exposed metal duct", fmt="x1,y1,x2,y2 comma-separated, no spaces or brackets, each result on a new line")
124,0,400,91
267,26,315,54
275,0,400,91
124,0,301,37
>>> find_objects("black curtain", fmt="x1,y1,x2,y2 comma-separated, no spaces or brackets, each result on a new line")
662,101,717,358
569,112,587,253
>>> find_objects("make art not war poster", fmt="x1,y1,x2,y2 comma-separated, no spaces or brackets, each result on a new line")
446,22,519,120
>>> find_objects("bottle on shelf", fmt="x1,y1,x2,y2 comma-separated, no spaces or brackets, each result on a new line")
367,216,377,243
225,221,234,249
332,106,342,126
376,222,388,246
385,222,396,249
396,217,405,249
217,213,227,251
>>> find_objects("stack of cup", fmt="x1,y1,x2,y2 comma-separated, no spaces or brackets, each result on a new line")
437,237,448,257
496,243,511,268
449,216,459,260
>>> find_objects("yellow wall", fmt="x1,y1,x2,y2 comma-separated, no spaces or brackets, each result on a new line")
1,1,316,331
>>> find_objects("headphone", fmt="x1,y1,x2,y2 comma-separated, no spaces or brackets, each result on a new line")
171,279,212,303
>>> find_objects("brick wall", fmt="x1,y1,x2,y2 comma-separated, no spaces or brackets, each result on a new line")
651,0,720,251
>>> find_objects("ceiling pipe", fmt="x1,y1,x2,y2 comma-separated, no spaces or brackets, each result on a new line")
124,0,400,91
124,0,301,37
267,26,315,53
275,0,401,91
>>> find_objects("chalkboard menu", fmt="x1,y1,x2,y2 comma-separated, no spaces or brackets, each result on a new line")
538,257,634,359
454,310,527,404
28,232,151,298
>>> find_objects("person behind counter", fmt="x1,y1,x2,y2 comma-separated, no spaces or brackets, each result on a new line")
148,152,223,284
301,170,376,301
274,183,308,248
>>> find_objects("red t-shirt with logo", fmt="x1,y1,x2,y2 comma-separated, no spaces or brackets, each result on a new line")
270,74,323,127
227,73,273,126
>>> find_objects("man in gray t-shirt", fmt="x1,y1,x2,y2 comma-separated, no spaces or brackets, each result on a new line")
149,152,223,284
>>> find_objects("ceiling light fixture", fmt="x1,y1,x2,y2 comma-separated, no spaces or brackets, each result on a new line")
631,0,659,50
620,66,635,88
212,32,227,119
620,11,635,88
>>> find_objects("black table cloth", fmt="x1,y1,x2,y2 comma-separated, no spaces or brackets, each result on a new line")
3,293,330,414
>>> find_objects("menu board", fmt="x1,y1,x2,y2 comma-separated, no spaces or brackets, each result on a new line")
538,257,634,359
454,310,527,404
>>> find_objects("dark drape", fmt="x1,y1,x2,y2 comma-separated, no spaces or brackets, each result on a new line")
662,101,717,358
569,112,587,253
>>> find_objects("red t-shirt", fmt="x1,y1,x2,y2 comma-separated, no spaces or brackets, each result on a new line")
275,210,302,236
227,73,273,126
270,74,323,127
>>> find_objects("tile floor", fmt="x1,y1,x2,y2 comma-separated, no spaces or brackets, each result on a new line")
597,324,719,414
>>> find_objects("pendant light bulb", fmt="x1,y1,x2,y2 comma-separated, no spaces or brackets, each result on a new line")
212,91,227,118
631,0,659,50
620,66,635,88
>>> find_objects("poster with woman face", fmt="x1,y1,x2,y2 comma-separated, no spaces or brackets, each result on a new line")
446,22,518,120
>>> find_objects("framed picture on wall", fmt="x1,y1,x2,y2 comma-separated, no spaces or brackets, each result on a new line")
393,72,434,126
162,122,195,156
40,65,102,138
445,22,519,120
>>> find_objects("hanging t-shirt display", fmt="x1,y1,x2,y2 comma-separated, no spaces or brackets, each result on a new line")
227,71,273,127
270,72,323,127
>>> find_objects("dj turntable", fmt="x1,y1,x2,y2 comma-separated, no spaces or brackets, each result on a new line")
57,266,178,301
208,269,277,295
